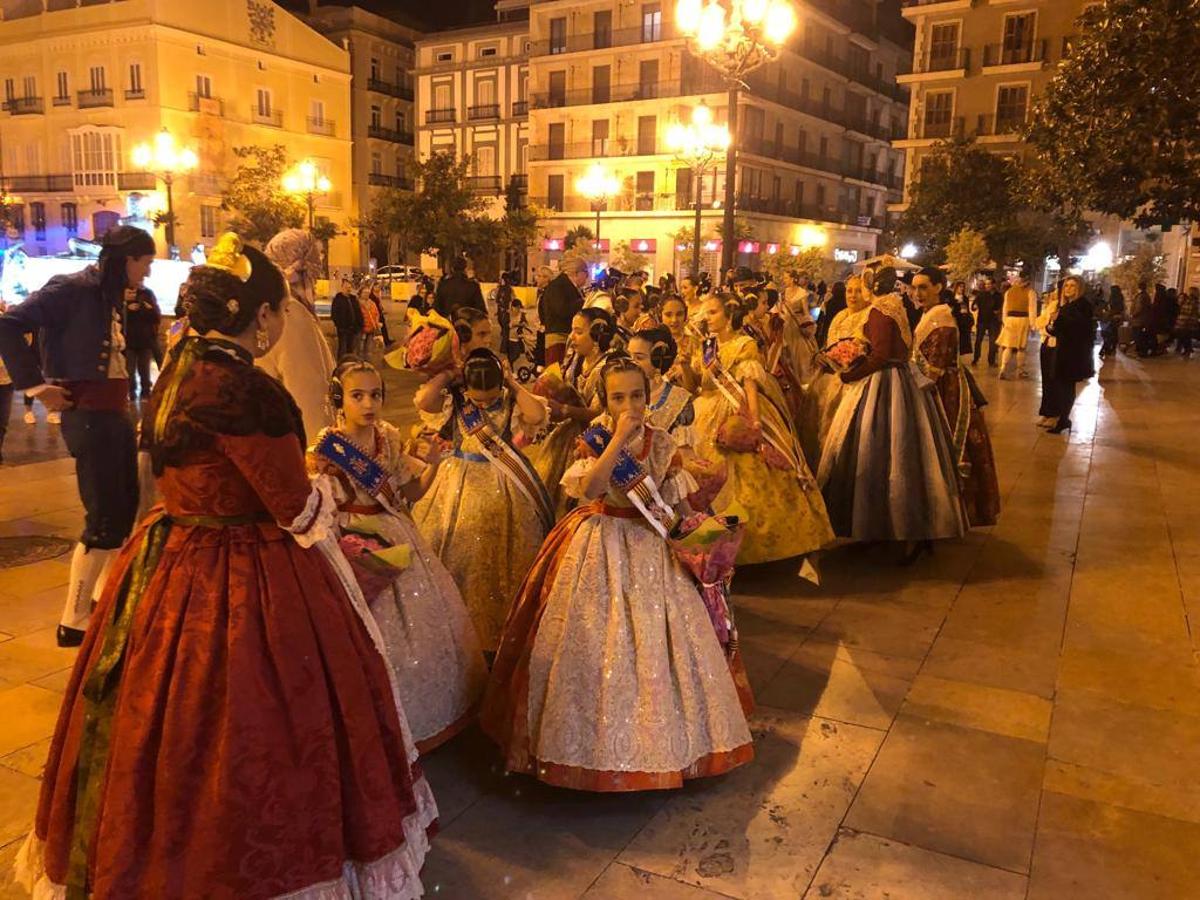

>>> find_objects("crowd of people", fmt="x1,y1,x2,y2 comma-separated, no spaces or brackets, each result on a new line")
0,220,1182,898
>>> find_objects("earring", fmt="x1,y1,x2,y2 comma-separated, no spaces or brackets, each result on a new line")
255,327,269,352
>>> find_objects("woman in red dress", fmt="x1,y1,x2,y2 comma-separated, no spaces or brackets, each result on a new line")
16,235,436,899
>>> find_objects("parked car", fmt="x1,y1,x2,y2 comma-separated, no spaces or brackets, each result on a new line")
374,265,425,283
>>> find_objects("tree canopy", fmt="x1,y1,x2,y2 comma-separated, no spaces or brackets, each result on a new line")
1025,0,1200,227
220,145,305,245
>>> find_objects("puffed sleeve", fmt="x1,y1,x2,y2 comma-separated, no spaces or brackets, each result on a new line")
512,393,551,439
415,388,453,431
650,430,699,505
378,422,428,486
560,445,596,501
729,338,769,387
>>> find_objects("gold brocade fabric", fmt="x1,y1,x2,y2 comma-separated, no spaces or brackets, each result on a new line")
691,335,834,564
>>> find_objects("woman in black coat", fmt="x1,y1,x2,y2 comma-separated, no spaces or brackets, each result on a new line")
1044,275,1095,435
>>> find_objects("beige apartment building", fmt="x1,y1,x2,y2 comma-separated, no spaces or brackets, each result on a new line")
301,3,420,265
0,0,354,264
413,7,531,219
895,0,1190,285
524,0,912,279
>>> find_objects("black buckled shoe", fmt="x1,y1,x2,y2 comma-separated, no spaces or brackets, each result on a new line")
56,624,86,648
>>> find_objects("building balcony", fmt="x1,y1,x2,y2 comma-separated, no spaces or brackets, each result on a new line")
903,48,971,78
189,93,224,115
124,88,145,100
4,174,73,192
974,113,1027,137
907,116,966,141
307,116,336,136
3,96,44,115
468,104,500,121
467,175,502,194
426,108,456,124
77,88,114,109
367,77,414,101
902,0,974,16
529,139,666,162
117,172,158,191
251,106,283,127
368,124,414,144
530,23,677,58
52,95,71,107
531,74,725,111
739,136,849,179
511,99,529,117
510,173,528,192
368,172,413,189
981,39,1048,69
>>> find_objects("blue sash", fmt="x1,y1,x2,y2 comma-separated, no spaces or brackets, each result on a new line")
314,429,407,516
580,424,679,539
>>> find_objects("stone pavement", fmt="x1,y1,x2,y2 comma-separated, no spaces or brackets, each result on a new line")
1,349,1199,899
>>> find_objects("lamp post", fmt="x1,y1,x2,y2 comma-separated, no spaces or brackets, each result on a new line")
666,100,730,279
575,163,620,250
676,0,797,276
131,128,198,253
283,159,332,230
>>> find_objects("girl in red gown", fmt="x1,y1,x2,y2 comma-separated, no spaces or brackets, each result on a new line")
16,235,436,899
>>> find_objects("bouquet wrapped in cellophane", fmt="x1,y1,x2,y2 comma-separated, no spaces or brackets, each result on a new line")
338,520,412,599
386,309,458,375
529,362,584,409
816,336,871,374
669,504,746,654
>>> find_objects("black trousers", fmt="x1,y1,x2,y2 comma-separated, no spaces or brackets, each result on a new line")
1044,378,1078,428
60,409,139,549
0,383,13,459
126,347,155,397
973,318,1000,365
336,330,358,361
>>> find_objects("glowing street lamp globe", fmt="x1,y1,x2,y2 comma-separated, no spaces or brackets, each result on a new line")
130,128,198,251
575,164,620,246
283,159,333,229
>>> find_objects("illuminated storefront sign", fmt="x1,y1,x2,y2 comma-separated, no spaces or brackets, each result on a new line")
834,248,860,263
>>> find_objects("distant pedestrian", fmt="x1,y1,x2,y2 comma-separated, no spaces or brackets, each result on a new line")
357,283,380,357
1098,285,1125,358
998,275,1037,379
435,256,486,318
970,276,1002,367
1175,286,1199,358
123,285,161,399
330,276,362,359
539,256,588,366
815,281,847,347
1043,275,1094,434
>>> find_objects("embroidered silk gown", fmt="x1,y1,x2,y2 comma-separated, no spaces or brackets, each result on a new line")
527,351,603,518
818,300,969,542
16,337,436,900
795,305,872,470
691,334,834,563
412,390,549,651
309,422,489,752
481,422,753,791
914,304,1001,527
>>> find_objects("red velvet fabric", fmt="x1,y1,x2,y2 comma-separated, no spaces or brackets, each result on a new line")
32,349,428,898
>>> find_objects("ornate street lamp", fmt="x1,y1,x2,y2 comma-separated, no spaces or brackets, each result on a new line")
131,128,198,252
676,0,797,274
575,163,620,249
666,100,730,279
283,159,332,230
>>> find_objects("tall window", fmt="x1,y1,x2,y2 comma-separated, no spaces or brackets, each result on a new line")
255,88,272,116
547,173,564,211
200,205,218,239
475,79,496,107
637,115,656,155
474,146,496,176
55,72,68,100
128,63,142,93
370,57,380,80
591,119,609,156
592,65,610,104
928,22,959,66
395,109,406,132
70,128,121,188
30,202,46,240
89,66,106,91
995,84,1029,132
593,10,612,49
310,98,325,126
924,90,954,137
3,79,14,101
61,202,78,235
847,44,868,76
548,122,565,160
433,83,451,110
22,76,36,99
371,151,382,175
548,70,566,107
635,171,654,210
641,2,662,42
638,59,659,99
195,74,212,98
549,17,567,54
370,104,381,128
1002,13,1036,63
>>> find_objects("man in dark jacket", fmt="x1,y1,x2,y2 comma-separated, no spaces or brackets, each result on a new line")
434,256,486,318
539,256,588,365
124,285,161,399
971,276,1003,366
0,225,154,646
330,277,362,360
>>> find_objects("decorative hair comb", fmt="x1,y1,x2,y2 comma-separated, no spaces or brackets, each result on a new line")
207,233,253,282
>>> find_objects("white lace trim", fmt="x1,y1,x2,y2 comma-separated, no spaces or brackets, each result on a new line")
14,778,436,900
286,477,337,548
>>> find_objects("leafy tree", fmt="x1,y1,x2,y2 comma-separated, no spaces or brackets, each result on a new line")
944,227,991,285
761,247,827,285
311,217,340,279
220,145,305,245
1025,0,1200,228
564,225,594,247
561,236,604,271
1109,241,1166,298
611,241,649,274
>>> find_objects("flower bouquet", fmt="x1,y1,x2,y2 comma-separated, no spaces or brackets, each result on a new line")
389,309,458,375
339,527,412,599
530,362,584,410
817,336,871,374
681,454,727,512
669,504,746,654
715,413,761,453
